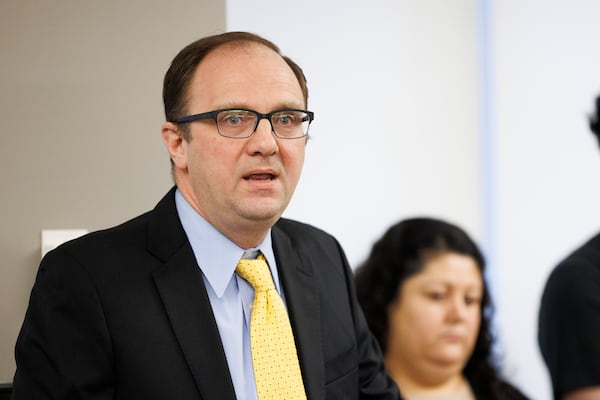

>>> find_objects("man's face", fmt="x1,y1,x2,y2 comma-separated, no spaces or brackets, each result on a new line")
165,43,307,247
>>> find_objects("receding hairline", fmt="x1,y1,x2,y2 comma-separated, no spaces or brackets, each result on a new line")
183,40,306,109
163,31,309,129
209,38,278,53
197,40,290,73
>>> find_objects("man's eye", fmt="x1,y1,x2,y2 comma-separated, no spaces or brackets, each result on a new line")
221,113,247,125
275,112,301,126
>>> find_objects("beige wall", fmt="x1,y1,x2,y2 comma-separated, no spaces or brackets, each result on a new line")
0,0,225,380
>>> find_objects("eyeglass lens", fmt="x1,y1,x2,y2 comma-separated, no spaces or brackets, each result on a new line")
216,110,310,138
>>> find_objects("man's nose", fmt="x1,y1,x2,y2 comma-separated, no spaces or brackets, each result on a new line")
247,118,278,155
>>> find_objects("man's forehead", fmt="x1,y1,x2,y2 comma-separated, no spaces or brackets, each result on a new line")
205,40,279,62
190,45,302,98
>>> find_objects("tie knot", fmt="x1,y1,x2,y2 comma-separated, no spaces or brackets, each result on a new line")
236,254,275,292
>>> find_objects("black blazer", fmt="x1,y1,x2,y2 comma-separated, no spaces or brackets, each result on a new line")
13,188,399,400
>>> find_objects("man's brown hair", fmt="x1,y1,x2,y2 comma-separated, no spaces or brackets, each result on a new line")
163,31,309,126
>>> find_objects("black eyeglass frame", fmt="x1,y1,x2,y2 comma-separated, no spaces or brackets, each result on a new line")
173,108,314,139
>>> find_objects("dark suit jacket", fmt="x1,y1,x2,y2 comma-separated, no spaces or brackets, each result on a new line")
12,188,399,400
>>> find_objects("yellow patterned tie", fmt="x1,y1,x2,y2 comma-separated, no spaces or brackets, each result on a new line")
236,254,307,400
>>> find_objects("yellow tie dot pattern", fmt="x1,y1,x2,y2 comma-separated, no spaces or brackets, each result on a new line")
236,254,307,400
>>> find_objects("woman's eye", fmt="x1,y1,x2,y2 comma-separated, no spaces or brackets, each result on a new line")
427,292,446,301
465,296,481,305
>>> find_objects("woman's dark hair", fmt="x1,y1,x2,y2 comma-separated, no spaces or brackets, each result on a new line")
355,217,525,399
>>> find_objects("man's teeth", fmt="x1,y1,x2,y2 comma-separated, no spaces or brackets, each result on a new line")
246,174,273,180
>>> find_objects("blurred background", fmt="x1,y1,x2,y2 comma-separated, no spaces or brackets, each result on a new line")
2,1,600,398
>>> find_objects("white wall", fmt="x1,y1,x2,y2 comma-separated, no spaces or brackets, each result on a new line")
229,1,600,399
492,1,600,399
227,0,481,266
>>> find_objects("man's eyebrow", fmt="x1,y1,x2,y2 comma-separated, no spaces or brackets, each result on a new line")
211,102,306,111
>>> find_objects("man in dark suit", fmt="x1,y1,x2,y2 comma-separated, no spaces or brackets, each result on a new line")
12,32,400,400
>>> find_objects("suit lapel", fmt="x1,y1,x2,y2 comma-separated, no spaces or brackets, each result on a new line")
272,224,325,400
148,188,237,400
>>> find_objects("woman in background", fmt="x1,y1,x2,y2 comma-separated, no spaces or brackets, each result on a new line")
355,217,528,400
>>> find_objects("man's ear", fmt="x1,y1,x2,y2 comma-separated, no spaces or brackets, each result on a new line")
161,122,187,169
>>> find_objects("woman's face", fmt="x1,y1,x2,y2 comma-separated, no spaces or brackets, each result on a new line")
386,252,483,374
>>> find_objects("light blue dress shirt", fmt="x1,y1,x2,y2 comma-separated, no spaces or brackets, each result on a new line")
175,189,286,400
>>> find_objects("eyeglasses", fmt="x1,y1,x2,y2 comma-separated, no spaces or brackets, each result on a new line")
174,108,314,139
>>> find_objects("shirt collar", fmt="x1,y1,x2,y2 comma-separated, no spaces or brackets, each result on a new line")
174,189,281,297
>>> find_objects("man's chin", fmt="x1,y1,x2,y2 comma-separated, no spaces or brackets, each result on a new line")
242,196,288,215
240,204,286,224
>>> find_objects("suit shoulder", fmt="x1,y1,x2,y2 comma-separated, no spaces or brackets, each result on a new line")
273,218,346,262
52,188,179,257
61,210,152,252
541,232,600,312
548,231,600,283
39,210,159,280
275,218,337,243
